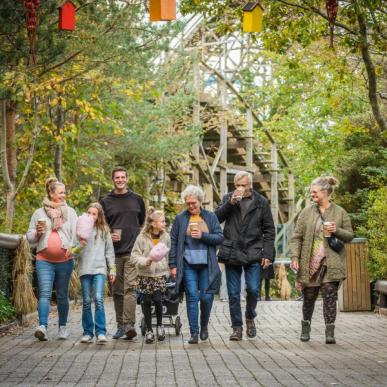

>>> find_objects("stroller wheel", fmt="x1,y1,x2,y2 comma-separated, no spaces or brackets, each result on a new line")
175,316,182,336
140,317,146,336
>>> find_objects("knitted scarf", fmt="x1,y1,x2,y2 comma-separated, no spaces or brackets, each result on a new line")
43,197,68,230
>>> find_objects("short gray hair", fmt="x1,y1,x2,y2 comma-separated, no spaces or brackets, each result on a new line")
311,176,339,196
234,171,252,187
181,185,205,203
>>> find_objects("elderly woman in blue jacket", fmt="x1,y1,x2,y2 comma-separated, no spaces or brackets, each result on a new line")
169,185,223,344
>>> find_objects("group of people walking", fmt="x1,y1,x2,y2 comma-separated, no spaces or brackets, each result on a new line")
27,167,353,345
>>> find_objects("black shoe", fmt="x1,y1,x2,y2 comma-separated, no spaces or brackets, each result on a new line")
200,326,208,341
188,333,198,344
246,319,256,338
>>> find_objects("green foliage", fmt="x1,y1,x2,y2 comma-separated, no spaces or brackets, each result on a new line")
361,187,387,281
0,1,199,233
0,292,16,324
336,131,387,231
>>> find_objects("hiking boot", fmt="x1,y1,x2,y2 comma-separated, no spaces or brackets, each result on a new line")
300,320,311,342
58,326,69,340
229,327,243,341
188,333,198,344
34,325,48,341
325,323,336,344
200,326,208,341
145,331,155,344
246,319,256,338
156,325,165,341
112,326,126,339
125,325,137,340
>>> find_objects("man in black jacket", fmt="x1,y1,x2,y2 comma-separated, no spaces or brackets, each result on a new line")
101,166,145,339
216,171,275,341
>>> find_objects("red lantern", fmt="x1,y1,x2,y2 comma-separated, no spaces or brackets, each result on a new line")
59,1,76,31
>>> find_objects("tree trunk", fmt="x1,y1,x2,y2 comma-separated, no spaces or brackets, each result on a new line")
1,99,17,232
54,143,62,181
355,2,385,132
54,101,64,180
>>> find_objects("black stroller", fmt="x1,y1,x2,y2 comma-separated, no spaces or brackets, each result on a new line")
140,280,182,336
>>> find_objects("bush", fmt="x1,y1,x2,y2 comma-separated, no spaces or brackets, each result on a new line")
0,292,16,324
363,187,387,281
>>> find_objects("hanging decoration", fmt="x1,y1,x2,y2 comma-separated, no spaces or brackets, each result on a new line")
149,0,176,22
59,0,76,31
326,0,339,48
24,0,40,66
242,2,264,33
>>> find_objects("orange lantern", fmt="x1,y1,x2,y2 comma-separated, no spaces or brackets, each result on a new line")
59,0,76,31
150,0,176,22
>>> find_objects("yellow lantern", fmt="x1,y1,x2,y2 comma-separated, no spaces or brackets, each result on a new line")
243,2,264,33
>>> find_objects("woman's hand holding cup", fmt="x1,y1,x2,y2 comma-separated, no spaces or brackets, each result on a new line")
36,219,47,238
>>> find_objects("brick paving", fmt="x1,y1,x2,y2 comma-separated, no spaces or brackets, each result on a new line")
1,299,387,386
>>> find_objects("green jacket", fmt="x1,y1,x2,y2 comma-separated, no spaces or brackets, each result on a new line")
289,203,354,284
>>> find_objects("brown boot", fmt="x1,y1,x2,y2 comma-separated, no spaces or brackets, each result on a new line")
229,326,243,341
246,319,256,338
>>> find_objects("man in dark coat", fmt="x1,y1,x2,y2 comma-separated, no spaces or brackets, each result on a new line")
216,171,275,340
100,166,145,340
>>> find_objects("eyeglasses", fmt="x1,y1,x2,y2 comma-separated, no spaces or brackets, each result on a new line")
186,202,199,207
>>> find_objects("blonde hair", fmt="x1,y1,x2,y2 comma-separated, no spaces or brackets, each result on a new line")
142,207,165,237
311,176,339,196
87,202,110,239
45,177,65,199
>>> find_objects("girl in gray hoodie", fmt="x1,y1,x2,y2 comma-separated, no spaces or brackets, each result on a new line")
77,203,116,344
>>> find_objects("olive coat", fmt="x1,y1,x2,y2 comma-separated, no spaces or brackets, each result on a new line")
289,202,354,285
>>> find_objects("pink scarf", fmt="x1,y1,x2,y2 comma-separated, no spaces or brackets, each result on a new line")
43,197,68,230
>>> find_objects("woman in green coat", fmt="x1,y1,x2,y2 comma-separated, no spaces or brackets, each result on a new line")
290,176,354,344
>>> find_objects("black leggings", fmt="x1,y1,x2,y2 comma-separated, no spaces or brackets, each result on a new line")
141,291,163,331
260,278,271,297
302,282,339,324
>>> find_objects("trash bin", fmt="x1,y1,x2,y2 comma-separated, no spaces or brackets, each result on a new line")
338,238,371,312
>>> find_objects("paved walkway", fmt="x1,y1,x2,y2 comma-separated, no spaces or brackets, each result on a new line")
1,299,387,386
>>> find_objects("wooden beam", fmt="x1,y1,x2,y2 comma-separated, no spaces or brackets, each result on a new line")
210,144,224,176
271,143,279,225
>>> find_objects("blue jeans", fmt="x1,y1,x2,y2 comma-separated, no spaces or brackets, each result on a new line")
36,259,74,328
183,261,214,334
226,263,261,327
80,274,107,337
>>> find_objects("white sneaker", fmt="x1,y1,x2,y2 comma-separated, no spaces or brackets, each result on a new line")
96,334,107,344
80,334,93,343
34,325,48,341
58,326,69,340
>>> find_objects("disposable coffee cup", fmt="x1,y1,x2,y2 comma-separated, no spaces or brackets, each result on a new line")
235,188,244,201
112,228,122,241
37,218,46,226
323,222,332,237
189,222,199,232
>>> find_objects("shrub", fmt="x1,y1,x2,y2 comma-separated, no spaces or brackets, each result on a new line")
0,292,16,324
363,187,387,280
